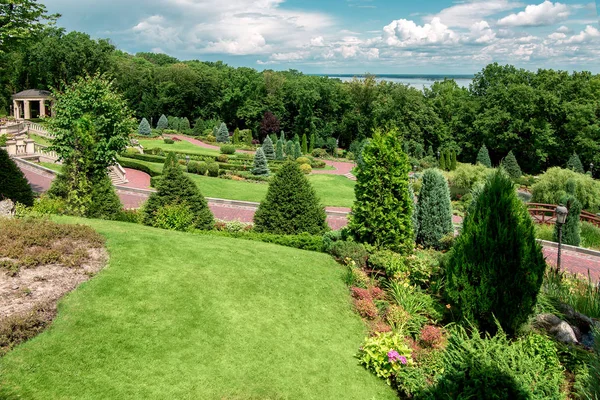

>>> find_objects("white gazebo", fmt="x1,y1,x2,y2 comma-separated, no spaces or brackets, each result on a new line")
12,89,54,120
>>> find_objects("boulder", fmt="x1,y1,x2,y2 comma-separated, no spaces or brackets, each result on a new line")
535,313,579,344
0,199,15,218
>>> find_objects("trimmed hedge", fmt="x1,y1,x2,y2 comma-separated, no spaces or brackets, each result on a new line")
120,153,166,163
194,230,324,252
117,158,162,177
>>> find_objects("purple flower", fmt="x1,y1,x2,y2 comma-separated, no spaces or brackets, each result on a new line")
387,350,401,363
399,356,407,365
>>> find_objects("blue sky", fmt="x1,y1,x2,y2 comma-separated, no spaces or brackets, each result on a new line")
44,0,600,74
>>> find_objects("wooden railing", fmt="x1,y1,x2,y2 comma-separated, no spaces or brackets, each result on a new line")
527,203,600,228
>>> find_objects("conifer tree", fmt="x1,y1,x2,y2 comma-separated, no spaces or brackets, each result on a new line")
553,179,581,246
285,140,294,158
349,130,413,254
439,150,447,170
501,150,522,179
252,147,270,176
275,139,285,160
301,134,308,154
192,118,205,135
294,142,302,159
232,128,240,144
309,133,315,152
86,173,124,220
427,145,434,158
216,122,230,143
0,148,34,206
293,134,300,144
143,152,213,230
279,130,285,143
168,116,179,130
138,118,151,136
269,133,278,146
254,161,327,235
445,170,546,335
567,153,584,174
415,169,453,249
476,145,492,168
262,137,276,161
450,150,457,171
179,117,190,132
157,114,169,130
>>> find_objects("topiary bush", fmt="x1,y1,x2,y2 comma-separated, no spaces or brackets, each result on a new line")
216,122,229,143
285,140,294,158
262,136,275,160
220,145,236,155
252,147,270,176
329,240,368,267
0,148,34,206
445,170,546,335
157,114,168,130
299,164,312,175
207,162,219,177
138,118,151,136
85,172,123,220
253,161,327,235
296,157,310,165
567,152,584,173
349,130,413,254
275,139,284,160
476,144,492,168
501,150,522,179
178,117,190,132
197,161,208,176
142,153,213,231
152,203,195,231
301,134,308,154
415,169,453,249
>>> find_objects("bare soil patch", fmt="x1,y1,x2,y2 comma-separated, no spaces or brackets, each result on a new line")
0,217,107,354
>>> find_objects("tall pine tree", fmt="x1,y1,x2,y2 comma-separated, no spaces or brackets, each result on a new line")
262,136,275,160
501,150,522,179
216,122,230,143
415,168,453,249
252,147,270,176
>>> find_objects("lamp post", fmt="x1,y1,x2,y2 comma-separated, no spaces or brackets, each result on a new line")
412,165,417,183
590,163,594,177
185,155,190,165
436,150,440,160
555,204,568,270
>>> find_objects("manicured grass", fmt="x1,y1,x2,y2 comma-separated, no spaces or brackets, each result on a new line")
0,218,394,399
137,138,220,156
535,222,600,251
37,161,63,173
309,175,355,208
29,133,52,146
189,173,268,202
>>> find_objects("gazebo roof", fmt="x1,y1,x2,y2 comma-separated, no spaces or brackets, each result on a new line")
12,89,52,100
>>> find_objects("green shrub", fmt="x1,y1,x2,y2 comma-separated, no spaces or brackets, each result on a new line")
0,134,7,147
275,139,284,160
195,230,324,252
138,118,151,135
312,148,328,158
357,332,413,384
164,138,175,144
217,154,228,163
386,281,440,336
476,144,492,167
254,161,327,235
116,158,161,177
368,250,406,277
447,162,494,191
207,162,219,177
296,156,310,165
153,203,195,231
220,145,236,155
178,117,190,132
294,142,302,159
85,172,123,220
31,195,67,215
120,152,165,163
420,326,565,400
299,164,311,175
553,181,581,246
581,222,600,250
532,167,600,212
445,170,546,335
216,122,229,143
415,169,453,249
329,240,368,267
252,147,270,176
567,152,585,173
349,130,413,254
196,161,208,176
157,114,168,130
167,116,179,130
262,136,275,160
187,162,200,174
0,148,34,206
285,140,294,157
501,150,522,179
301,134,308,154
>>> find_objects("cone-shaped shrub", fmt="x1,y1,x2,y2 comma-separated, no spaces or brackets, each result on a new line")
349,130,413,254
253,161,327,235
142,152,213,230
553,180,581,246
567,153,584,174
301,134,308,154
86,172,123,220
294,142,302,159
293,134,300,144
309,133,315,152
415,168,453,249
275,139,284,160
262,136,275,160
168,116,179,130
285,140,294,158
445,170,546,335
501,150,522,179
450,150,457,171
179,117,190,132
138,118,151,136
252,147,270,176
216,122,229,143
476,145,492,168
427,146,434,158
157,114,168,130
439,151,447,170
0,148,34,206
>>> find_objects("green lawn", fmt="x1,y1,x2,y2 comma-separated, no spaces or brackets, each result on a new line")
37,161,63,173
30,133,52,146
137,138,220,156
0,218,394,399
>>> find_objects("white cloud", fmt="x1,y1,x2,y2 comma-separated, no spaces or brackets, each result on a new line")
383,18,458,47
497,1,570,27
428,0,523,28
548,32,567,40
556,25,570,33
468,21,497,43
566,25,600,43
310,36,325,47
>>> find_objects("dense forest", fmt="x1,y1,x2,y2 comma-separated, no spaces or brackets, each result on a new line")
1,27,599,175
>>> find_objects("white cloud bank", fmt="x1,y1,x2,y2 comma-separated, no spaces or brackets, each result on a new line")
497,1,570,27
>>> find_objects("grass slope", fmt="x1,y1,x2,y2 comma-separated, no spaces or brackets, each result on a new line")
137,138,220,156
0,218,394,399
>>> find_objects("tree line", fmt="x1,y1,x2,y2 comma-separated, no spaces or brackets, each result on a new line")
1,26,599,174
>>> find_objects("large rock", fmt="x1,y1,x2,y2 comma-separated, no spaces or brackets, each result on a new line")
0,199,15,218
535,313,579,344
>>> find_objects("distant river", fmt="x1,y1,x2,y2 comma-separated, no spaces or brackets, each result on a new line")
315,74,474,90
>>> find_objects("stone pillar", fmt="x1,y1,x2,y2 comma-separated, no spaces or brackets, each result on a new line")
39,100,46,117
12,100,18,118
25,139,35,155
50,101,55,117
23,100,31,120
5,140,17,156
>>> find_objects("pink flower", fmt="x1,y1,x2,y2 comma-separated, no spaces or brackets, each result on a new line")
399,356,407,365
387,350,401,363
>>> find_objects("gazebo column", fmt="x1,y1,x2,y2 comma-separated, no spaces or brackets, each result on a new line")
39,100,46,117
23,100,31,120
12,100,18,118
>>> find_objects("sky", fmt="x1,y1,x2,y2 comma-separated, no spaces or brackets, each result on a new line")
43,0,600,74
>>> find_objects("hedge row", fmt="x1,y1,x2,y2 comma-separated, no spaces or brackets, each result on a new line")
194,230,324,252
117,158,162,177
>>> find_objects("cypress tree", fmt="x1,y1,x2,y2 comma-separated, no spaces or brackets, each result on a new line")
349,130,413,254
415,168,453,249
0,148,34,206
216,122,230,143
269,133,278,146
138,118,151,136
168,116,179,130
476,145,492,168
293,134,300,144
143,152,213,230
301,134,308,154
232,128,240,144
252,147,270,176
262,136,275,160
567,153,584,174
450,150,457,171
179,117,190,132
294,142,302,159
285,140,294,158
553,179,581,246
501,150,522,179
86,172,123,220
275,139,285,160
212,126,218,138
157,114,168,130
427,145,434,158
254,161,327,235
279,130,285,143
439,151,447,170
192,118,205,135
309,133,315,152
445,170,546,335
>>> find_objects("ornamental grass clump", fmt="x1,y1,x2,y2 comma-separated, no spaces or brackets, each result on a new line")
445,170,546,335
253,161,327,235
415,169,453,249
349,129,413,254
